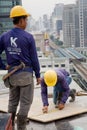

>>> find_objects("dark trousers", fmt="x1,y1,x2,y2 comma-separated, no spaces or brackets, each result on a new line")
8,72,34,116
53,76,72,104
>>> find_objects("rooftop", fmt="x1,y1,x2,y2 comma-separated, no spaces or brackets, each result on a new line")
0,78,87,130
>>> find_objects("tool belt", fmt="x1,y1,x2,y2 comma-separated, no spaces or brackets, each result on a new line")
2,62,25,81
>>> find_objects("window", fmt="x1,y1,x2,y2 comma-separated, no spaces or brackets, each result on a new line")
0,7,11,13
55,64,59,67
61,64,65,67
48,65,52,67
42,65,46,68
0,1,12,6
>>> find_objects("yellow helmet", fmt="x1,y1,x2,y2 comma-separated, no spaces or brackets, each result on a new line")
44,70,57,87
10,5,30,18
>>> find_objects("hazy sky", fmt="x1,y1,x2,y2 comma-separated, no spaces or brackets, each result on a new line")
22,0,76,20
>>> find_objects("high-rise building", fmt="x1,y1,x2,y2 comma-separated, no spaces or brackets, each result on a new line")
43,14,50,32
77,0,87,47
74,3,80,47
56,20,62,36
53,3,64,18
0,0,22,34
51,4,64,34
63,0,87,48
63,4,76,47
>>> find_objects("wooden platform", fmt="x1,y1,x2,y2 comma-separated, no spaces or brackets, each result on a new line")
0,94,87,123
0,79,86,123
28,96,87,122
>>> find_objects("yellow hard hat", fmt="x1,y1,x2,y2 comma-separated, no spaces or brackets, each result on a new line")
44,70,57,87
10,5,30,18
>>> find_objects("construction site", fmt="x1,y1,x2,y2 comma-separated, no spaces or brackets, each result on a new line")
0,71,87,130
0,0,87,129
0,37,87,129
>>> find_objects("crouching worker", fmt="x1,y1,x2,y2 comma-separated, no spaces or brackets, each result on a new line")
41,69,75,113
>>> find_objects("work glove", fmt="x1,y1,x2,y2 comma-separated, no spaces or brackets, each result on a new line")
58,103,65,110
42,106,48,113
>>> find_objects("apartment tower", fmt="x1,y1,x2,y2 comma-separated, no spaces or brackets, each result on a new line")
0,0,22,34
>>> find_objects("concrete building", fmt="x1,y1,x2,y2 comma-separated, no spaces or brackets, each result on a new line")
50,4,64,34
43,14,50,32
52,3,64,20
63,0,87,47
63,4,76,47
76,47,87,57
74,4,80,47
77,0,87,47
33,33,45,52
0,0,22,35
39,57,69,73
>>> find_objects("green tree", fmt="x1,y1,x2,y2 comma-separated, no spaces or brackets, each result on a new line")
54,38,63,46
50,35,55,41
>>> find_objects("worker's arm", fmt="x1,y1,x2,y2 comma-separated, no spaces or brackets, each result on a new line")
36,78,41,85
29,35,40,79
41,78,49,113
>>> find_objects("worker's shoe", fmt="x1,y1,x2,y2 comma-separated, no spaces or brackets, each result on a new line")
55,93,62,108
69,89,76,102
58,103,65,110
17,113,27,130
55,100,60,108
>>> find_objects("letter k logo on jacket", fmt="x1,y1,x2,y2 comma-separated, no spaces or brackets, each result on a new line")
10,37,18,47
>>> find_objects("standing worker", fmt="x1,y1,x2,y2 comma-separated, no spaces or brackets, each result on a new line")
0,5,41,130
41,69,75,113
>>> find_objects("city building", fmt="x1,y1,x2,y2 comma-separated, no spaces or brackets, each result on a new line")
63,4,76,47
74,3,80,47
43,14,50,32
0,0,22,35
56,20,62,36
52,3,64,19
77,0,87,47
63,0,87,48
50,4,64,35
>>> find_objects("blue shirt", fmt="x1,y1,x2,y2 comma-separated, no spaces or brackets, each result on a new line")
0,27,40,78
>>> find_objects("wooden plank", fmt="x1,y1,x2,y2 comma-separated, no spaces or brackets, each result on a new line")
0,96,87,123
28,96,87,122
0,80,86,123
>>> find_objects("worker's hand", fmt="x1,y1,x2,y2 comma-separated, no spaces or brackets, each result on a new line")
42,106,48,113
6,65,10,70
58,103,65,110
36,78,41,85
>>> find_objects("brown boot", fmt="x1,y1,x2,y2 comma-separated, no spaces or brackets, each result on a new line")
69,89,76,102
17,113,27,130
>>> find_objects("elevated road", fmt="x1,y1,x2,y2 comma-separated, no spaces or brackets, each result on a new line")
49,40,59,49
49,41,87,83
72,59,87,82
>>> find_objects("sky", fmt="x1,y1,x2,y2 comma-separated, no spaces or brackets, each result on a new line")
22,0,76,20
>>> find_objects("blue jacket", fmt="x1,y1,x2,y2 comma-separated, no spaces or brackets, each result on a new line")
41,69,70,106
0,27,40,78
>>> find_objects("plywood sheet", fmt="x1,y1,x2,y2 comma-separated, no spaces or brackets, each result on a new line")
0,93,87,123
0,96,8,112
28,96,87,122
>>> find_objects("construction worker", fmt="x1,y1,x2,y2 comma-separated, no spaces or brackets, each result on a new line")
41,69,74,113
0,5,41,130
